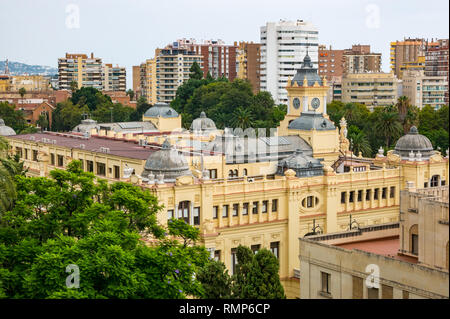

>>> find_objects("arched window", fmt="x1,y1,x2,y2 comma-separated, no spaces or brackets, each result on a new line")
409,224,419,255
228,170,233,178
430,175,440,187
234,169,238,177
243,168,248,176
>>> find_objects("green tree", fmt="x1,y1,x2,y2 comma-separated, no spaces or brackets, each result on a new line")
71,87,112,111
189,62,203,80
37,113,49,131
51,100,87,131
126,89,135,101
374,106,403,148
18,88,26,100
0,102,27,133
130,96,151,121
70,81,78,93
196,259,232,299
231,107,255,129
348,125,372,157
0,160,209,298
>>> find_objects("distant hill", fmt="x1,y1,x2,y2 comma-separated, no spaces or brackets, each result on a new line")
0,60,57,76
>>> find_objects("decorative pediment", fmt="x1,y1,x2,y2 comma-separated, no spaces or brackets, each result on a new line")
386,151,401,163
429,152,444,163
175,175,194,186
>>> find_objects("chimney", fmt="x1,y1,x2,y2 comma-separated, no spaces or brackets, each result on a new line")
91,52,94,59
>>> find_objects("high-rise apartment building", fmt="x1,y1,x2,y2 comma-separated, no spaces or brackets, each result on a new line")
132,65,141,98
344,45,381,74
174,39,237,81
390,38,426,79
260,20,319,104
135,47,203,104
58,53,126,91
403,70,448,109
236,41,261,93
425,39,449,104
102,64,126,92
341,72,399,108
318,45,381,80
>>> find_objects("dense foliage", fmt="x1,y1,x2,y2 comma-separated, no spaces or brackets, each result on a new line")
0,102,38,134
327,99,449,156
0,160,209,299
197,245,286,299
171,67,287,131
52,87,146,131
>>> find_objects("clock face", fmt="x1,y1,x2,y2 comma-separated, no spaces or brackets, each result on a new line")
311,97,320,110
293,98,300,109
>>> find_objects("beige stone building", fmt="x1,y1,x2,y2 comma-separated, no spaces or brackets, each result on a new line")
5,54,449,298
341,72,400,108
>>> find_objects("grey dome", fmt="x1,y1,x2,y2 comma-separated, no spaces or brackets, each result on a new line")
288,112,336,131
276,149,323,178
394,126,434,159
143,102,179,118
190,111,216,132
291,53,323,87
141,139,192,182
0,118,16,136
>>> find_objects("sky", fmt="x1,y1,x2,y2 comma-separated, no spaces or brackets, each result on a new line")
0,0,449,89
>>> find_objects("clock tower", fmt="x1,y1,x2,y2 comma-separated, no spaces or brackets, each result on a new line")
277,52,340,165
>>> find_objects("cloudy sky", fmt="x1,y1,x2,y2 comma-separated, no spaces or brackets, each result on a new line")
1,0,448,88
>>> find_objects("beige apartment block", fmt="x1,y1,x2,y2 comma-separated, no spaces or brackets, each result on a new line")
341,72,399,108
402,70,448,109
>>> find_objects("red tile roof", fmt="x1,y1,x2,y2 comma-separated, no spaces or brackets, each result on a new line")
9,132,157,160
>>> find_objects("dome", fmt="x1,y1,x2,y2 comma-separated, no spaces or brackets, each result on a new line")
291,53,323,87
394,126,434,160
141,139,192,182
276,149,324,178
190,111,216,132
143,102,179,118
0,118,16,136
288,112,336,131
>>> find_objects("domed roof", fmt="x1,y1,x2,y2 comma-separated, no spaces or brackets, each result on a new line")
288,112,336,131
143,102,179,118
0,118,16,136
141,139,191,182
276,149,324,178
394,126,434,159
190,111,216,132
291,53,324,87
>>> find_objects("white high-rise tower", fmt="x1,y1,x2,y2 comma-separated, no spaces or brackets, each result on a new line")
260,20,319,105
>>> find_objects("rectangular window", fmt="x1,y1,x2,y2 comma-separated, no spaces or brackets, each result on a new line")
382,187,387,199
252,202,258,214
352,276,363,299
321,272,331,294
16,147,23,158
366,189,371,201
50,153,55,165
209,169,217,179
242,203,249,215
390,186,395,198
167,209,174,220
424,182,428,188
262,200,268,213
87,160,94,172
272,199,278,212
222,205,229,218
349,191,354,203
382,284,393,299
231,248,237,275
96,162,106,176
57,155,64,167
251,244,261,254
270,242,279,259
357,190,363,202
214,250,221,261
412,234,419,255
32,150,38,161
193,207,200,225
232,204,239,216
213,206,218,219
374,188,379,200
25,149,28,160
114,165,120,179
367,288,379,299
341,192,346,204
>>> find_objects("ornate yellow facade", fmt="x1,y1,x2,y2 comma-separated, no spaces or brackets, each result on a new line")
5,55,449,298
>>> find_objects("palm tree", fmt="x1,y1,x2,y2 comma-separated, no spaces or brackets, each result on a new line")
396,96,414,133
0,137,19,213
230,107,255,130
375,108,403,148
348,130,372,157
